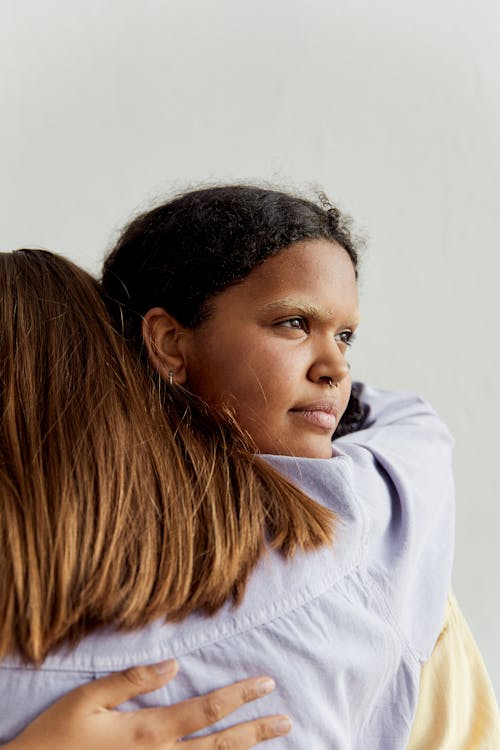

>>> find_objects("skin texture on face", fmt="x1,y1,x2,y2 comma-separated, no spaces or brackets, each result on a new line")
176,240,360,458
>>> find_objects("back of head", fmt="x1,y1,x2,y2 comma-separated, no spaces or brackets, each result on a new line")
0,249,187,661
0,249,127,502
0,250,158,661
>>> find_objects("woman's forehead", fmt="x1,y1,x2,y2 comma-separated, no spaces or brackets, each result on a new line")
204,239,359,325
227,240,356,298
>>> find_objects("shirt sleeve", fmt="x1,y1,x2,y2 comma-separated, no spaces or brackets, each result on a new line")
333,383,455,661
407,592,500,750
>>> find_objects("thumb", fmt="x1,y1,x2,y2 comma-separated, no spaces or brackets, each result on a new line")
70,660,179,711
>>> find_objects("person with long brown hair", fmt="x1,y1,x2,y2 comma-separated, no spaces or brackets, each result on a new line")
0,247,291,748
1,186,498,748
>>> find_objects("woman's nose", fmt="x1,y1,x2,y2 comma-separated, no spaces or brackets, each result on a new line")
308,340,350,386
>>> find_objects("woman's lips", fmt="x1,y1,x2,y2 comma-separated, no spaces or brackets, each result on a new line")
289,401,339,431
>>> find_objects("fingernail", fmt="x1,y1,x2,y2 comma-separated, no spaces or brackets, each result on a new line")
272,716,292,735
255,677,276,696
154,658,177,675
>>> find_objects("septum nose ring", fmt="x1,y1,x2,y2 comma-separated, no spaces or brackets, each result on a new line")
327,378,339,389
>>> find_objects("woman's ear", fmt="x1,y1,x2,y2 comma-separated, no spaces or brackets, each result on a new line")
142,307,188,384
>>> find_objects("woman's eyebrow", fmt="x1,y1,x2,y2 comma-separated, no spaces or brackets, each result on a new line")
263,299,337,323
265,297,327,318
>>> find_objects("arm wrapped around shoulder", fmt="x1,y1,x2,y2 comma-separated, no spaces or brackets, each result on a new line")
334,384,455,661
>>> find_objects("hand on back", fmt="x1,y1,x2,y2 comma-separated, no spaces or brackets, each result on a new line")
6,660,291,749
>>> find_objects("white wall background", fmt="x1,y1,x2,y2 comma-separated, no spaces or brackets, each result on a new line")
2,0,499,699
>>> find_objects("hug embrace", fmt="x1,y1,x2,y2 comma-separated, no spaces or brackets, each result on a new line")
1,186,499,749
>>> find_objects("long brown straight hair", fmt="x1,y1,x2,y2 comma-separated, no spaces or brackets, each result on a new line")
0,249,334,664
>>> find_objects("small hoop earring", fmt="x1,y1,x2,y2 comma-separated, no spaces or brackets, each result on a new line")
168,370,175,386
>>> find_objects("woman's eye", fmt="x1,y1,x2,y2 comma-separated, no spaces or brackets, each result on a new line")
335,330,356,346
280,317,307,331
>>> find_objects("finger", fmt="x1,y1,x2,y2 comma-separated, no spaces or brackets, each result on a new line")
68,660,179,710
163,676,277,738
182,714,293,748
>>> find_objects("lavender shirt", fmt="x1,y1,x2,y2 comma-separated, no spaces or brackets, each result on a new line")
0,385,455,749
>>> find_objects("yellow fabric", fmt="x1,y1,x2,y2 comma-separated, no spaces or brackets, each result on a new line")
408,593,500,749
